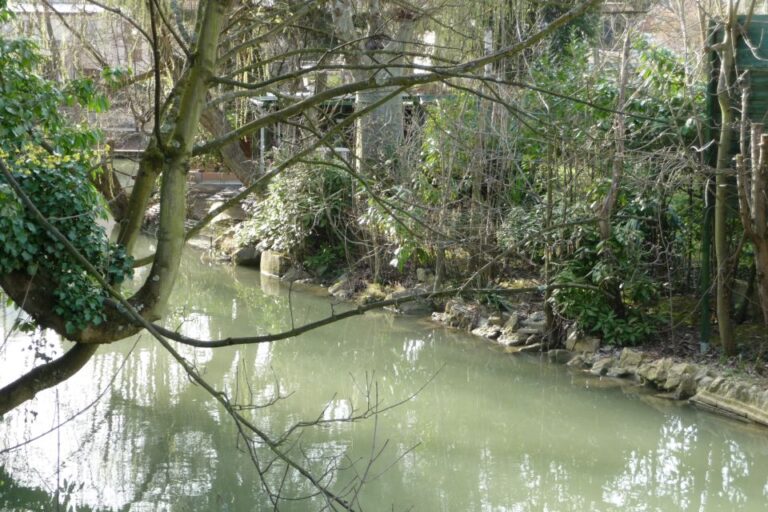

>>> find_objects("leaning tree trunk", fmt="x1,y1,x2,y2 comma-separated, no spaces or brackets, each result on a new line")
200,105,259,185
0,344,98,416
131,0,231,319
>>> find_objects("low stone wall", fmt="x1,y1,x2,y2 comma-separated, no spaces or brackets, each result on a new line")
432,299,549,352
432,299,768,429
575,349,768,428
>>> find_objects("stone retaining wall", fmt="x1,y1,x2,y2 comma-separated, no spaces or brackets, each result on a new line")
578,349,768,428
432,299,768,429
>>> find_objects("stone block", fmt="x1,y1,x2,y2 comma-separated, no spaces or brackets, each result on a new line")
637,358,673,384
498,333,526,347
663,363,697,391
590,357,615,376
504,313,520,332
472,324,502,340
565,330,601,353
442,300,483,331
619,348,646,370
673,375,698,399
260,250,291,278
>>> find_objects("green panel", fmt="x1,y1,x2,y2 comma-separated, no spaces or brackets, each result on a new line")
738,16,768,124
735,18,768,69
710,16,768,126
746,70,768,123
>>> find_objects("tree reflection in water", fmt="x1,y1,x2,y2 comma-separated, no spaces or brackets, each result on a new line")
2,256,768,511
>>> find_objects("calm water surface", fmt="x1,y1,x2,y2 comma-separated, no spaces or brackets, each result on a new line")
1,253,767,511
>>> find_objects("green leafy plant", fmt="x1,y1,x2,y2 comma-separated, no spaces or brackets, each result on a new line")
495,39,703,345
237,156,352,259
304,246,343,277
356,185,432,272
0,30,132,333
550,196,666,346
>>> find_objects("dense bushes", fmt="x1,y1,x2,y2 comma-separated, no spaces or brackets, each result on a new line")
237,38,704,346
236,157,352,274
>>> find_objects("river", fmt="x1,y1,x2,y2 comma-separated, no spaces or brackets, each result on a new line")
1,251,767,511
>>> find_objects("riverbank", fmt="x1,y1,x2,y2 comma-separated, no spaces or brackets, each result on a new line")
428,296,768,429
248,246,768,430
169,184,768,431
294,265,768,430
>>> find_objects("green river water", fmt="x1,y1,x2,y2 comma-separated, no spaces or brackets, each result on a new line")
1,252,768,511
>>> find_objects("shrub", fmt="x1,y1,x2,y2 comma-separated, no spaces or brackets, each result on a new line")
550,197,666,345
237,157,352,260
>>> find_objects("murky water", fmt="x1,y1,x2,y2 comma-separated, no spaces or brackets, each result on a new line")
1,253,768,511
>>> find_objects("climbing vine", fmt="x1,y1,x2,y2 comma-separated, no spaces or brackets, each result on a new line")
0,25,132,334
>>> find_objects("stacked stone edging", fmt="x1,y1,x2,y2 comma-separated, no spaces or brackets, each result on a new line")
582,348,768,428
431,300,768,429
690,378,768,426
